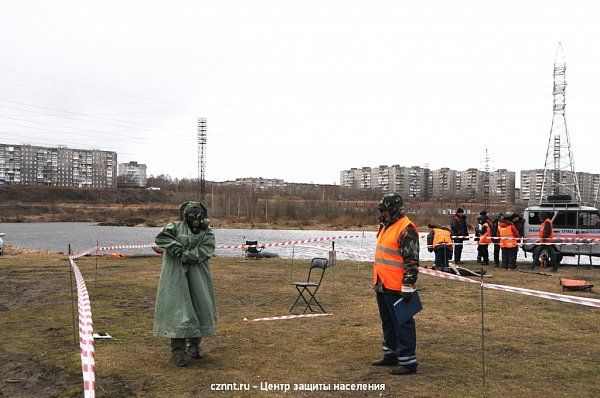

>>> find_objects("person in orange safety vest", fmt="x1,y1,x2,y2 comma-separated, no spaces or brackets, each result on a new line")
426,224,453,271
498,216,520,269
371,193,420,376
532,212,557,271
475,212,492,265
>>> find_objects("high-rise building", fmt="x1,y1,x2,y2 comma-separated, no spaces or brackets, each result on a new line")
456,168,485,201
520,169,546,204
117,161,147,187
431,168,457,200
356,166,373,189
372,165,390,193
339,164,515,204
0,143,116,188
577,172,600,205
340,168,360,189
489,169,516,203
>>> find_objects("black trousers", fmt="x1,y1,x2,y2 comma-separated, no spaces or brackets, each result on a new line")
501,247,518,269
434,246,452,270
376,292,418,369
453,240,464,262
493,243,501,266
477,245,489,265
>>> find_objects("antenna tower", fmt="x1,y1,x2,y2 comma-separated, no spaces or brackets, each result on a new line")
484,148,491,210
197,118,207,201
539,43,581,204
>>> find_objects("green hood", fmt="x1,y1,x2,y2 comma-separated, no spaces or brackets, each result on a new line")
178,201,208,220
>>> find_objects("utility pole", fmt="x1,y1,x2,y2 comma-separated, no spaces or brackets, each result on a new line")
197,118,207,202
539,43,581,203
484,148,491,210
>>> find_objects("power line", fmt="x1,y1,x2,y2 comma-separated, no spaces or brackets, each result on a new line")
0,115,168,143
0,66,195,110
0,132,195,161
0,99,188,134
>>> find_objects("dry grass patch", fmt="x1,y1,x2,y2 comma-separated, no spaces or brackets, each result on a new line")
0,254,598,397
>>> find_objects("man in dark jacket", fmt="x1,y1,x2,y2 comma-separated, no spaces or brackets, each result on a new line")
491,213,504,267
450,208,468,264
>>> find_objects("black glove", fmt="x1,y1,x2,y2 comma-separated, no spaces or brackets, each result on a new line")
402,267,419,285
402,290,413,303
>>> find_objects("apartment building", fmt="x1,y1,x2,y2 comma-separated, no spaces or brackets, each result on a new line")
489,169,516,203
117,161,147,187
341,165,517,203
431,168,457,200
0,144,117,188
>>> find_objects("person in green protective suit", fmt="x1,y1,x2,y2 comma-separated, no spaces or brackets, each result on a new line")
153,201,217,367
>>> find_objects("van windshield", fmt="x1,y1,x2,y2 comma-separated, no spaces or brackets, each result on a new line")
528,211,555,225
554,211,577,228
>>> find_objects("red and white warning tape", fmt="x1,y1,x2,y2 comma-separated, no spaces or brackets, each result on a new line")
70,234,363,258
336,249,600,308
217,234,363,250
98,243,155,251
482,283,600,308
69,258,96,398
245,313,334,322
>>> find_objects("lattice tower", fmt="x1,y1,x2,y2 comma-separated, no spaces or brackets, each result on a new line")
197,118,207,201
539,43,581,203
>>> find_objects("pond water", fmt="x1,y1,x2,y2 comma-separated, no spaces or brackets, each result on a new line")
1,222,585,266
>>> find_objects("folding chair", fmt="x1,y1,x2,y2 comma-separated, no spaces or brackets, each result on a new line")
289,257,328,314
245,241,263,259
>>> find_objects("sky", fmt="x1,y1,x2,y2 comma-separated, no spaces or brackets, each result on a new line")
1,1,600,184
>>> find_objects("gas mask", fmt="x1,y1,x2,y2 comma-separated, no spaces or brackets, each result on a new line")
378,209,389,224
185,207,209,234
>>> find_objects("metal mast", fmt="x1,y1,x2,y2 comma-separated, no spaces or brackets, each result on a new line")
539,43,581,204
483,148,490,209
197,118,207,201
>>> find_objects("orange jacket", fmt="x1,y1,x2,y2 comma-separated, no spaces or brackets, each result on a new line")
479,220,492,245
499,222,519,249
431,228,453,250
373,216,415,291
539,218,554,243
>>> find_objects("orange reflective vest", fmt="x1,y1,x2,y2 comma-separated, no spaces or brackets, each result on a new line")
499,224,518,248
432,228,453,250
479,220,492,245
373,216,415,291
539,218,554,243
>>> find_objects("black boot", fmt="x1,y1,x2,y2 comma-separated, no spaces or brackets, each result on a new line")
171,338,189,367
186,344,203,359
186,337,203,359
372,354,398,366
172,352,190,367
390,365,417,375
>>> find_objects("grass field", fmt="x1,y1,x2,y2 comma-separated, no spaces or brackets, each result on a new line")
0,252,599,397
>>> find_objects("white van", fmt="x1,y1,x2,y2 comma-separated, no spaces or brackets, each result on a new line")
522,196,600,263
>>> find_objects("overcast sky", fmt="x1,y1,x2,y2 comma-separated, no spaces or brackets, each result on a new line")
1,1,599,184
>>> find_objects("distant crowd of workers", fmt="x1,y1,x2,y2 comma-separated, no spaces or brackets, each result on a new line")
426,208,556,272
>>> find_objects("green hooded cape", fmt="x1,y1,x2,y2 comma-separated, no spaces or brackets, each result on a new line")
153,201,217,338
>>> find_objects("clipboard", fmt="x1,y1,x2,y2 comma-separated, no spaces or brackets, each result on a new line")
393,291,423,325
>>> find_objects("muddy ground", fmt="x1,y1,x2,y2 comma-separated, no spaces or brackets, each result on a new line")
0,253,598,397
